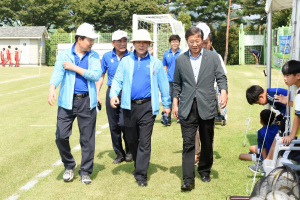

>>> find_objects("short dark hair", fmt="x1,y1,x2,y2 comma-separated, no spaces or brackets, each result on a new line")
247,48,250,52
260,109,276,126
2,48,4,50
8,45,11,48
282,60,300,75
208,33,213,42
246,85,264,105
75,35,86,42
185,27,203,41
15,47,17,50
169,34,181,43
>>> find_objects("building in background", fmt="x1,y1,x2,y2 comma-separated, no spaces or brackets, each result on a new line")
0,26,50,66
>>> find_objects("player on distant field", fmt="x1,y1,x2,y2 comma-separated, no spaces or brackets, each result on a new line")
248,48,260,65
14,48,21,67
0,48,5,67
5,45,13,67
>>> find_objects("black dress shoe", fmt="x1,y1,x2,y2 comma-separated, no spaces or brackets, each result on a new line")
201,175,211,182
181,183,195,191
125,153,133,162
138,180,148,187
112,154,125,164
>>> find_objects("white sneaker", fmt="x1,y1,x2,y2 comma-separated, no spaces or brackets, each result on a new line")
63,162,77,182
80,175,92,184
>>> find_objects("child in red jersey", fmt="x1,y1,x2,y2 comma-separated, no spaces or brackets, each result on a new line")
14,48,21,67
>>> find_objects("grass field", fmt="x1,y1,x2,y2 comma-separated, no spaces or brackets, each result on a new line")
0,65,287,200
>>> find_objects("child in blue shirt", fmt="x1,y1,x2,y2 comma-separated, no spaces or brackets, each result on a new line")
239,109,279,162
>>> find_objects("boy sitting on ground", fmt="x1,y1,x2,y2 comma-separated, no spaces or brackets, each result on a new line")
239,109,279,174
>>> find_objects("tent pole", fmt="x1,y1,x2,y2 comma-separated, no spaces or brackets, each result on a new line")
267,9,272,110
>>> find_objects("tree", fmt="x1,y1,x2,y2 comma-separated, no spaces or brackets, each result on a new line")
0,0,22,26
170,0,230,25
240,0,266,26
214,22,239,65
177,11,191,31
71,0,168,32
18,0,72,30
272,8,292,28
0,0,72,30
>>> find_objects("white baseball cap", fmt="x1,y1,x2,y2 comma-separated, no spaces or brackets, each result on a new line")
130,29,154,43
76,23,100,39
196,23,210,41
112,30,130,41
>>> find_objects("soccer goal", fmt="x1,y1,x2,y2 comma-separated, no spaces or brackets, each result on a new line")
132,14,187,60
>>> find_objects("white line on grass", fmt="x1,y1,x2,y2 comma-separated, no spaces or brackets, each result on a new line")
0,84,48,97
0,76,40,84
5,194,20,200
20,180,39,191
30,125,56,127
36,170,53,178
5,123,109,200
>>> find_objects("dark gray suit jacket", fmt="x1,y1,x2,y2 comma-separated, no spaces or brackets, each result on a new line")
173,49,228,120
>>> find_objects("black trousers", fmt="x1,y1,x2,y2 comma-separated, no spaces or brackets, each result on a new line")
55,96,96,176
123,100,156,181
180,100,215,184
168,82,173,121
106,87,129,157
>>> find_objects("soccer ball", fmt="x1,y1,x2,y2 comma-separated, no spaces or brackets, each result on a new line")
267,169,294,193
249,195,266,200
292,183,299,199
265,191,289,200
258,178,271,197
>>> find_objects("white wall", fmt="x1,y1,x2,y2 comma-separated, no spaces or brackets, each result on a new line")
30,39,38,65
57,43,132,60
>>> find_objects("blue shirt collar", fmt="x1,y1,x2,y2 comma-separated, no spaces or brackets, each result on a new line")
112,48,130,57
168,48,182,54
133,50,149,59
72,42,90,57
189,48,203,59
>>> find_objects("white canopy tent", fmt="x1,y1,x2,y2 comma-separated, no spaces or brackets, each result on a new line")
264,0,300,175
265,0,300,89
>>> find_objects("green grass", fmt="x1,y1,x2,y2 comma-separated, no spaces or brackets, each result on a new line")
0,65,287,200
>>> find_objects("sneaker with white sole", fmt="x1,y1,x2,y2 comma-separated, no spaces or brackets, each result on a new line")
63,162,77,182
248,162,265,175
80,175,92,184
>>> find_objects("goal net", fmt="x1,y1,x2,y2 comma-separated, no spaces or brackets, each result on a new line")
132,14,187,60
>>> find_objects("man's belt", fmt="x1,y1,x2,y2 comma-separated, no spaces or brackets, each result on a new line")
131,97,151,105
74,92,89,98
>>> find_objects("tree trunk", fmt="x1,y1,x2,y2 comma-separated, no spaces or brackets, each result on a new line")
224,0,232,66
259,24,262,35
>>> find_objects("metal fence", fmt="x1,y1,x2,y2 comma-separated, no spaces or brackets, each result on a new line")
46,32,132,66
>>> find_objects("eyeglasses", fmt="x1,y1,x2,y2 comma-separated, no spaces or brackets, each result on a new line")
188,40,202,45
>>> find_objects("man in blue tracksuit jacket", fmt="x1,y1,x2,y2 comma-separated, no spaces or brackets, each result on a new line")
110,29,171,187
48,23,102,184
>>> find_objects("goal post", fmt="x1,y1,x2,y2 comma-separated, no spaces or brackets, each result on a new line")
132,14,187,59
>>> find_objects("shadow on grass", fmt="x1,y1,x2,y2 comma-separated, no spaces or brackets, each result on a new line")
246,131,257,146
170,165,183,184
214,151,221,159
111,162,168,181
97,149,115,161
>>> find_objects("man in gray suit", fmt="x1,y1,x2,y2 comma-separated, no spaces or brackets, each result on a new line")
173,27,228,191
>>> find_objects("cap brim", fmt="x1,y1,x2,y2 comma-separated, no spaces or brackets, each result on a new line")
130,40,154,43
112,36,130,41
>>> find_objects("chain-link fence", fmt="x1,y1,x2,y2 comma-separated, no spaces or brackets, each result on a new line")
46,32,132,66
